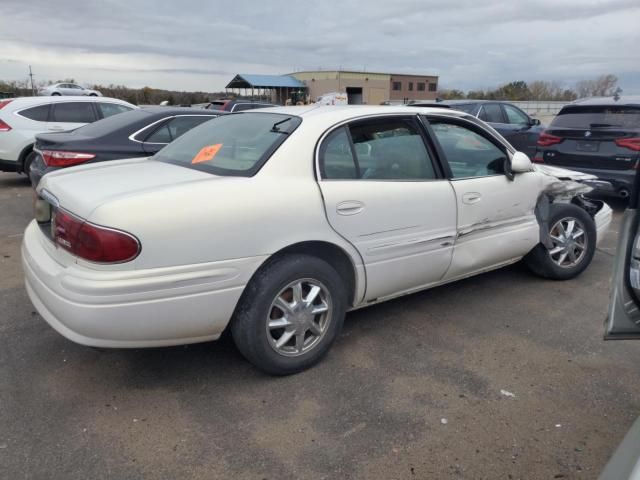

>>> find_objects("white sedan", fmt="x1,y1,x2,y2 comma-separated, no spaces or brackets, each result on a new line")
38,83,102,97
22,106,612,374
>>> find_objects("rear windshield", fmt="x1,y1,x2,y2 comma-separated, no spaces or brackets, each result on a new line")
450,103,479,114
153,112,301,176
70,108,148,136
551,105,640,129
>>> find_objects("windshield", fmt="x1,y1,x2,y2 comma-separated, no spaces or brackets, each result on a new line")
154,112,301,176
551,105,640,129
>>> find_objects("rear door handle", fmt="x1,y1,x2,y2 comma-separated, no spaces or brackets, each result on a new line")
336,200,365,216
462,192,482,204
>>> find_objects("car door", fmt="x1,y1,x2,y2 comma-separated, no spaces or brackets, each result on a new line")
141,115,214,154
501,104,541,157
425,115,543,280
317,115,457,302
606,180,640,339
47,101,97,132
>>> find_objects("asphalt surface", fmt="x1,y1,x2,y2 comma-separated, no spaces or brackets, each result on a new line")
0,172,638,480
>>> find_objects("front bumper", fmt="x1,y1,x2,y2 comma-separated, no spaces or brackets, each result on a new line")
22,221,265,348
594,201,613,247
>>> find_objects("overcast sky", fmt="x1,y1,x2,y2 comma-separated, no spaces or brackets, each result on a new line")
1,0,639,93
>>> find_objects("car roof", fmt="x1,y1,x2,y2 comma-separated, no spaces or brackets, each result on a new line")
4,96,135,109
254,104,469,123
570,96,640,107
138,106,224,115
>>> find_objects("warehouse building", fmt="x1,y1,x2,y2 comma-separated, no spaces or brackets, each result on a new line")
290,70,439,105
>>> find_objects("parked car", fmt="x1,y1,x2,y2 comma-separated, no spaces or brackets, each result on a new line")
315,92,348,105
409,100,543,158
533,96,640,199
39,83,102,97
601,165,640,479
23,106,611,375
30,107,223,185
0,96,136,175
205,99,277,112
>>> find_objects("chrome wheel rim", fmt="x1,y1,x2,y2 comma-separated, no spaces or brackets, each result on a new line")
266,278,332,357
547,216,587,268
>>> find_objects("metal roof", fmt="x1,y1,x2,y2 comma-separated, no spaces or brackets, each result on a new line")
226,74,306,89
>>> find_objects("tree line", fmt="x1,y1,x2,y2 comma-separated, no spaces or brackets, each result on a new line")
437,74,621,101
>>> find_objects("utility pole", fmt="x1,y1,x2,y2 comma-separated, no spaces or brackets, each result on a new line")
28,65,36,96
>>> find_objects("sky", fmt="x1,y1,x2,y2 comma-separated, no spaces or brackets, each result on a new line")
1,0,639,94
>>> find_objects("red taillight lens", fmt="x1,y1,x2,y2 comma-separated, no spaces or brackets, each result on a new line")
0,99,14,110
0,119,11,132
616,137,640,152
537,132,563,147
42,150,95,167
53,209,140,263
532,154,545,163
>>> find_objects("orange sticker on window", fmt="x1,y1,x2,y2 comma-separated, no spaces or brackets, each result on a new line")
191,144,222,164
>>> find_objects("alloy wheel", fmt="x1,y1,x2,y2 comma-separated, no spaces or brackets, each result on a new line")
547,216,587,268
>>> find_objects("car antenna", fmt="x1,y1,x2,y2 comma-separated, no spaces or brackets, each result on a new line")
271,117,292,133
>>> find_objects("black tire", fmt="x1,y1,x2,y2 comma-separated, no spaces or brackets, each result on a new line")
230,254,347,375
524,203,596,280
89,93,97,97
51,92,61,96
22,151,36,177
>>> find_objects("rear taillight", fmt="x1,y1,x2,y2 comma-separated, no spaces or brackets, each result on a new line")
537,132,563,147
42,150,96,167
615,137,640,152
0,119,11,132
0,99,14,110
53,209,140,263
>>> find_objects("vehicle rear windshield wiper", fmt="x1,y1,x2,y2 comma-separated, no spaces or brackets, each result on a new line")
271,117,292,134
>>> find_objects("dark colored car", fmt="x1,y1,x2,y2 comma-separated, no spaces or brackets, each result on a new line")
205,99,277,112
410,100,543,158
30,107,223,185
533,96,640,198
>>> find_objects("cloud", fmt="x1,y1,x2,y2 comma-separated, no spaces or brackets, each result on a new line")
0,0,638,93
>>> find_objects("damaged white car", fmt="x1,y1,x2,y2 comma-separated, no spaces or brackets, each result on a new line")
22,106,612,374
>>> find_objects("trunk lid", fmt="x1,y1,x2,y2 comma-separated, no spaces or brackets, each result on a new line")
37,157,217,219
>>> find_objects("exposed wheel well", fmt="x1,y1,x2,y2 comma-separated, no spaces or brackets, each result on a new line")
268,241,358,307
18,144,34,174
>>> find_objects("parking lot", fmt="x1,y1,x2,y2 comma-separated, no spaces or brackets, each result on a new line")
0,171,638,479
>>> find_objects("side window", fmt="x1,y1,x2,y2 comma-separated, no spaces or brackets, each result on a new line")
319,127,357,179
166,116,212,140
429,120,508,178
50,102,96,123
145,124,173,143
98,103,132,118
19,104,50,122
478,104,505,123
503,105,530,125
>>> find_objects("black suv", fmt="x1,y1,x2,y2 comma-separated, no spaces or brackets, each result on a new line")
534,96,640,198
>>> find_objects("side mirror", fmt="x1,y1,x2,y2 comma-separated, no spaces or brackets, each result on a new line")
530,118,541,126
511,151,533,173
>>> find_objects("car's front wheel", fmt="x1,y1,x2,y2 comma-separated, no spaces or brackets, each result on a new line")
51,92,61,96
231,254,347,375
524,203,596,280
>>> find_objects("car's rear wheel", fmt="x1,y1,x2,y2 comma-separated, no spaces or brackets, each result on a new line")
89,93,97,97
524,203,596,280
22,151,37,177
51,92,61,96
231,254,347,375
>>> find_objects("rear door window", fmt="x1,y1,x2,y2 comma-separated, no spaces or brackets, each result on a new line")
551,106,640,129
98,103,133,118
18,104,50,122
50,102,96,123
145,116,214,144
479,104,505,123
320,117,437,180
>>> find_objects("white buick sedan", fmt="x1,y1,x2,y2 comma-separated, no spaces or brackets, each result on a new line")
23,106,612,374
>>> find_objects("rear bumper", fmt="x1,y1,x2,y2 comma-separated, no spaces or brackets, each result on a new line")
28,153,53,186
22,221,265,348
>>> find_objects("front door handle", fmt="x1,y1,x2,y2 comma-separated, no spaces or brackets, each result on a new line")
336,200,365,216
462,192,482,204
